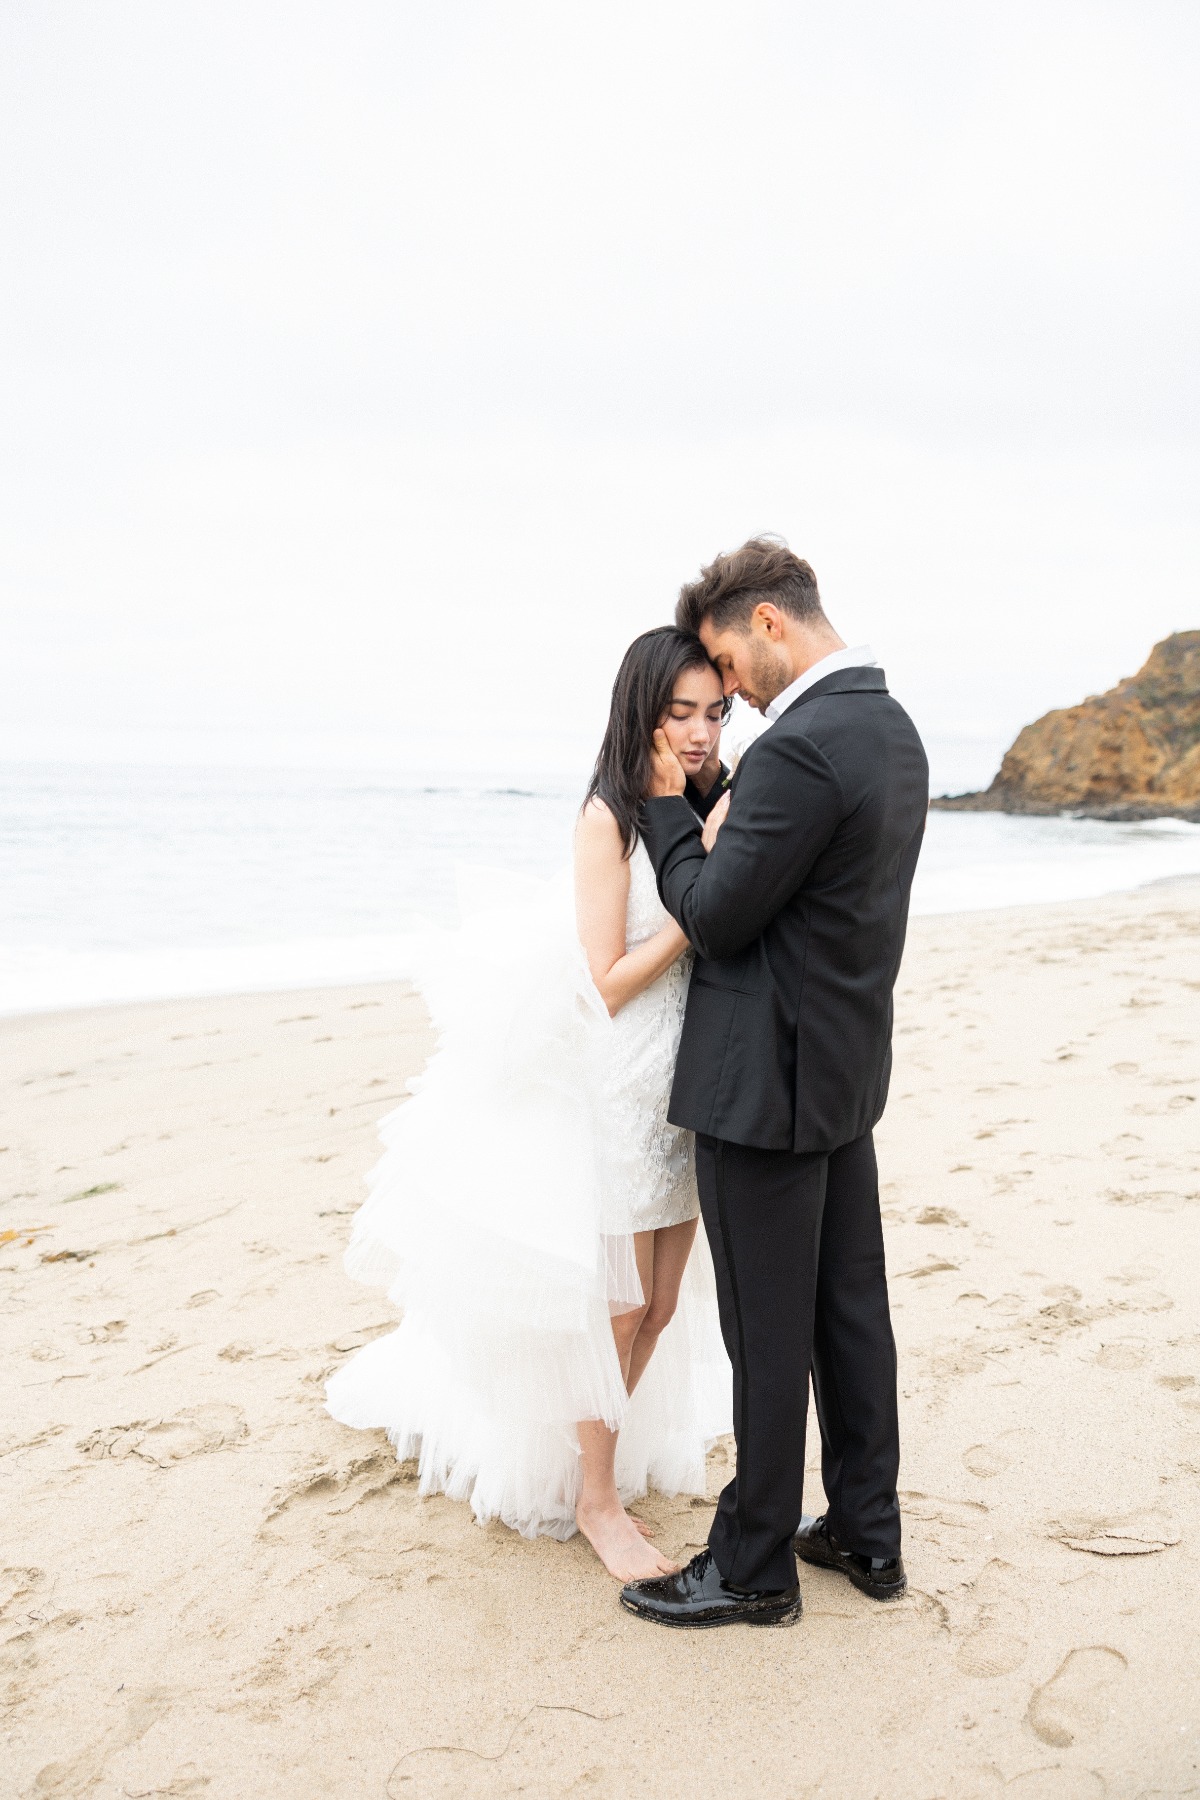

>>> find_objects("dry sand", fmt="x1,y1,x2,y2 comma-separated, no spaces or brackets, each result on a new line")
4,884,1200,1800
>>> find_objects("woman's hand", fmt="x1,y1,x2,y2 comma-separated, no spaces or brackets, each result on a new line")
701,790,730,852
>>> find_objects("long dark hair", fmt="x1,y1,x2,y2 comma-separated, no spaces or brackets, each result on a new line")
584,627,727,857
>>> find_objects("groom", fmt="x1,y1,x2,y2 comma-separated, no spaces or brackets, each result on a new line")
623,537,929,1628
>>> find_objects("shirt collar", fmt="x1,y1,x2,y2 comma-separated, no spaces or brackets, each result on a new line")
763,644,879,723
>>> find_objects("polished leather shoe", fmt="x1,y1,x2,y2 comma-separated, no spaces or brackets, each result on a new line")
793,1514,907,1600
619,1548,802,1629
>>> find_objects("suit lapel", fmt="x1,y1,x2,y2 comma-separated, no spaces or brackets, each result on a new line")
781,667,887,717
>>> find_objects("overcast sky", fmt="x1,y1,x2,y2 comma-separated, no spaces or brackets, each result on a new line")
2,1,1197,780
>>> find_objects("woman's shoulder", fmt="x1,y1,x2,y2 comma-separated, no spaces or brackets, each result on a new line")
575,797,637,888
577,795,628,849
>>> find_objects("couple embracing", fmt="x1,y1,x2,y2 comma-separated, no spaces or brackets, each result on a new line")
327,536,929,1628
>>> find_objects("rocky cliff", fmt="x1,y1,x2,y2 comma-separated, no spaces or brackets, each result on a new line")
933,631,1200,820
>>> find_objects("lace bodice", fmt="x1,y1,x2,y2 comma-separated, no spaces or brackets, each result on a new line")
594,837,696,1234
624,835,674,949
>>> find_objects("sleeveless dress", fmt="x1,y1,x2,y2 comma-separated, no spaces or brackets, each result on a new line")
597,839,698,1239
325,839,730,1540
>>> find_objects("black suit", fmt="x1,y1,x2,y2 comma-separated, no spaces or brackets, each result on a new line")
643,668,926,1153
640,666,928,1590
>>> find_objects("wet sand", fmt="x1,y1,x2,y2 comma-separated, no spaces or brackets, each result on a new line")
4,883,1200,1798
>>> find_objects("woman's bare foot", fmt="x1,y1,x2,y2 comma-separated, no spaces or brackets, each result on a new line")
576,1498,677,1581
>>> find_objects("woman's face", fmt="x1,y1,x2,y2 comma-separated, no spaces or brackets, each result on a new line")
659,662,725,780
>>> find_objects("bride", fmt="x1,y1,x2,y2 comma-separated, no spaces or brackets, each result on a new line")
326,627,732,1580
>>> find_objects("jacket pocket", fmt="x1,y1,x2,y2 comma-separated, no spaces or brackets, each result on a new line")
691,975,759,999
679,979,741,1107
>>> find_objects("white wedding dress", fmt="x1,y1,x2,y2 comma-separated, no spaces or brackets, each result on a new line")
325,839,730,1539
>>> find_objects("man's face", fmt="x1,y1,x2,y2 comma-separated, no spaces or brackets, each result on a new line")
698,609,792,714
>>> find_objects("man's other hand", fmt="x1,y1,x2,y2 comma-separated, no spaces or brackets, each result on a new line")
701,789,730,851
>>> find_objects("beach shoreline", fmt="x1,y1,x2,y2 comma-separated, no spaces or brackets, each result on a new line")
4,883,1200,1797
7,754,1200,1024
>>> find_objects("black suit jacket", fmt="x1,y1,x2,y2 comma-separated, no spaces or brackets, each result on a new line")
640,667,928,1154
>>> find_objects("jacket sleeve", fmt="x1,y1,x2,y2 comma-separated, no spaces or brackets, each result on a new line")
639,728,845,960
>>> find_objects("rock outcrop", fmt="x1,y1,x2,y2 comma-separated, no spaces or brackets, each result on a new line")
933,631,1200,821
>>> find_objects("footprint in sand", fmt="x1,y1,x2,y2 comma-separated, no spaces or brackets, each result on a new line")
31,1687,173,1796
1116,1288,1175,1315
901,1491,990,1531
1093,1339,1148,1370
1107,1188,1197,1212
1047,1508,1180,1556
0,1566,49,1622
76,1319,127,1345
954,1560,1029,1678
262,1446,410,1527
1026,1645,1127,1747
924,1340,990,1379
962,1428,1031,1479
77,1404,246,1466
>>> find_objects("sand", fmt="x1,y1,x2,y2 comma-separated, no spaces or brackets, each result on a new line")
4,883,1200,1800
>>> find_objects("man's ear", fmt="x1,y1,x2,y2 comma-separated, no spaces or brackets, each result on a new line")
753,602,784,641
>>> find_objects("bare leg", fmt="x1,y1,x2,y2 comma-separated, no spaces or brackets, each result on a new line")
575,1419,675,1579
614,1230,656,1386
625,1216,699,1395
576,1234,676,1579
621,1218,701,1537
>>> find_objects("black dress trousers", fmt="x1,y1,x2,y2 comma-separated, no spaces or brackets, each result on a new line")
696,1129,901,1593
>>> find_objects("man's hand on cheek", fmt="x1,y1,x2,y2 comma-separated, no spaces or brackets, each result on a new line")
647,729,687,798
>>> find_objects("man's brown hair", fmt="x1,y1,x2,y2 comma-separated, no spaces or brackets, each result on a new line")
675,535,823,637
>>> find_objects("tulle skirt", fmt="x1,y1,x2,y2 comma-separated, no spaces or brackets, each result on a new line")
324,865,731,1539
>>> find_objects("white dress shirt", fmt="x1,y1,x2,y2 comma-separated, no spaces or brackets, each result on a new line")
763,644,879,724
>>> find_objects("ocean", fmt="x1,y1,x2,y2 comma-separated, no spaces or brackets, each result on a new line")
4,749,1200,1017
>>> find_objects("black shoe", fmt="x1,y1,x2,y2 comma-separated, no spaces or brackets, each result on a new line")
619,1549,802,1629
793,1514,907,1600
